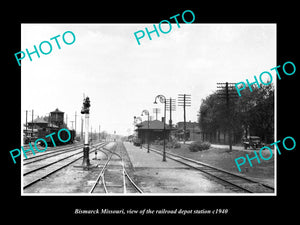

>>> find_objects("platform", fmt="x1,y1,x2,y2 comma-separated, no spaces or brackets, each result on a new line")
123,142,236,194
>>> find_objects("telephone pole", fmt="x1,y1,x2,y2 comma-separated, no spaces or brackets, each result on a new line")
99,125,101,141
166,98,176,128
74,111,79,132
153,108,160,120
65,114,68,128
217,82,238,151
70,121,74,130
178,94,191,143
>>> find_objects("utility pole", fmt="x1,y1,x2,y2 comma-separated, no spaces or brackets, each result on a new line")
178,94,191,144
166,98,176,129
153,108,160,120
217,82,238,151
99,125,101,141
74,111,78,132
66,114,68,128
75,111,77,132
70,120,74,130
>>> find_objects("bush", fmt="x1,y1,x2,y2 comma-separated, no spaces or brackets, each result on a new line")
158,140,165,145
173,142,181,148
166,141,181,149
153,139,181,148
189,141,211,152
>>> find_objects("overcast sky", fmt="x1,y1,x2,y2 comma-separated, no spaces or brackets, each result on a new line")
21,23,276,136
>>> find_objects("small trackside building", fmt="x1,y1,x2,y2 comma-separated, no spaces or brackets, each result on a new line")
135,119,173,144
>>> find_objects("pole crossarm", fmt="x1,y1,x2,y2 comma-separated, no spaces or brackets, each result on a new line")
166,98,176,111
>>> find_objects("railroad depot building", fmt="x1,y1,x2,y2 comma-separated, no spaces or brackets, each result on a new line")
135,120,204,143
135,120,173,144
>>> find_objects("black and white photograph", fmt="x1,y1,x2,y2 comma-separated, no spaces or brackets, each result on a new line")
4,4,298,220
20,23,276,195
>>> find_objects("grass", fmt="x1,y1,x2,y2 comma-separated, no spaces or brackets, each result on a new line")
152,143,275,185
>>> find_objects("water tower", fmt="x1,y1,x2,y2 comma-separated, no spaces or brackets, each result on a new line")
50,108,64,127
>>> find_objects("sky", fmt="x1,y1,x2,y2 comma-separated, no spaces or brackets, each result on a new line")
21,23,276,136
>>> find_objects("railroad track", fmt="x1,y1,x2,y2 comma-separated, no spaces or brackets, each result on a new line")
23,143,85,165
22,142,83,158
23,142,107,189
89,142,143,194
144,145,274,193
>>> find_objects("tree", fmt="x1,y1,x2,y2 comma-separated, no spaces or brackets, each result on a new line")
198,84,274,144
199,92,228,142
237,84,274,143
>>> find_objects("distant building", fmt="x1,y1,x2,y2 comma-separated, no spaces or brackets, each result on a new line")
27,117,49,129
135,119,173,144
24,108,63,139
175,121,201,141
25,117,49,138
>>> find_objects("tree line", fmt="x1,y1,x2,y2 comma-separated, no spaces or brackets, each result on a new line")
198,84,274,144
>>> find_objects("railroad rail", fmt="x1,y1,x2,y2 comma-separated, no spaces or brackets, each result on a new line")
144,145,274,193
23,143,84,165
89,142,143,194
23,142,107,189
22,142,83,158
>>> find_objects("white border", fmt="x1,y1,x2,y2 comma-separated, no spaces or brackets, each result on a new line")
20,23,277,196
